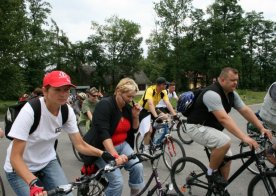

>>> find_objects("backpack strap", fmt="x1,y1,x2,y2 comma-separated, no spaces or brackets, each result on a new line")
28,98,41,135
61,104,69,125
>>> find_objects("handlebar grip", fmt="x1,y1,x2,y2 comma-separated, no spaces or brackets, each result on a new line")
127,153,137,160
47,189,57,196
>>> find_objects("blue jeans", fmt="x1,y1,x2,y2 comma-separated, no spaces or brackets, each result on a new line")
5,159,72,196
95,141,144,196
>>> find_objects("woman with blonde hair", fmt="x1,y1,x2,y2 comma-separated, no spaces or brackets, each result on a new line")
82,77,144,196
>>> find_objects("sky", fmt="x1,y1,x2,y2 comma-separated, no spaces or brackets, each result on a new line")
46,0,276,54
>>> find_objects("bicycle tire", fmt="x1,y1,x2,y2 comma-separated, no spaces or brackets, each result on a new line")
72,125,85,162
162,137,186,172
171,157,208,196
240,142,274,175
0,175,5,196
176,121,193,145
248,171,276,196
135,132,143,153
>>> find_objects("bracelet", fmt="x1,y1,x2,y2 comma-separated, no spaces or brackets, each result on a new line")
113,153,120,159
29,178,38,187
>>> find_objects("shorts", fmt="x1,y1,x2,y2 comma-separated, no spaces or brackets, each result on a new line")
186,123,232,156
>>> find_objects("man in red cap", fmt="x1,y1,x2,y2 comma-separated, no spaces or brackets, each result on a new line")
4,70,115,196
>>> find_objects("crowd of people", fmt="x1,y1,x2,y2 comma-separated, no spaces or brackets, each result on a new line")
1,67,276,196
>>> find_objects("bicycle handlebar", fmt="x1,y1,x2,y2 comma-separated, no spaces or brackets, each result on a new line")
47,154,137,195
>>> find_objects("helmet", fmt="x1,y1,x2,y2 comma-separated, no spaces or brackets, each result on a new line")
78,92,87,100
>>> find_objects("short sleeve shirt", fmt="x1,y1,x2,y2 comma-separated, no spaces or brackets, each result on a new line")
203,90,245,112
4,97,78,172
138,85,169,111
79,99,98,122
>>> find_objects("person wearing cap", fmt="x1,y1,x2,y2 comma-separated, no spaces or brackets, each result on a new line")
138,77,177,155
82,77,144,196
4,70,115,196
71,92,87,120
78,87,100,134
156,81,179,113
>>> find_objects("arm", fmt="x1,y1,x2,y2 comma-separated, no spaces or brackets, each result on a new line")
102,138,128,165
148,99,159,118
10,139,39,185
163,99,176,116
132,103,140,129
86,110,93,121
237,105,272,139
212,110,259,149
69,132,103,157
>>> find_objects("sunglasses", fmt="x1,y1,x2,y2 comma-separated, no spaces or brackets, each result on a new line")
90,94,98,97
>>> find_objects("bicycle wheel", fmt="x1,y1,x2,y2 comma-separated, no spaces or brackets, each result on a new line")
248,171,276,196
77,177,108,196
176,121,193,145
171,157,208,196
135,132,144,153
0,175,5,196
240,142,274,175
162,137,186,172
72,125,85,162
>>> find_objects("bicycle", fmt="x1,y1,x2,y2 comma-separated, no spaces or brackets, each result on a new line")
131,151,179,196
171,136,276,196
170,113,193,145
135,116,186,171
0,175,5,196
240,120,276,174
47,155,137,196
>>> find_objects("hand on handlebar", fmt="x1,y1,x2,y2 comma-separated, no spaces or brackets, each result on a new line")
101,151,115,163
115,154,128,165
243,135,259,150
29,178,46,196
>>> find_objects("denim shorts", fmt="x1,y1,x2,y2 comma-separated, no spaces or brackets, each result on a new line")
186,124,232,156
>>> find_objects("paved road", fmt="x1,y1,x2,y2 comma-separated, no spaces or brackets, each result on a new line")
0,104,263,195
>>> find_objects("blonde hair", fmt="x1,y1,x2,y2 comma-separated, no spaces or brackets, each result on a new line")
114,78,139,95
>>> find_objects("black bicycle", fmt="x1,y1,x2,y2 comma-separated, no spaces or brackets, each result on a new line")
171,137,276,196
240,120,276,174
135,116,186,171
0,175,5,196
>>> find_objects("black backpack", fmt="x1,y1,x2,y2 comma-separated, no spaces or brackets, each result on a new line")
5,98,68,140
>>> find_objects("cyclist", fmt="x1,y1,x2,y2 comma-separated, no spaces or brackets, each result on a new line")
259,82,276,164
4,70,114,196
138,77,177,155
186,67,272,186
82,78,144,196
78,87,99,134
156,81,179,113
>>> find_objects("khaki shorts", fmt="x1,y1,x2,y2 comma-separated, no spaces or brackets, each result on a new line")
186,123,232,156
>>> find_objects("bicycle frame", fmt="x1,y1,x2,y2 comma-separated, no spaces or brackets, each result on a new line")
205,145,272,191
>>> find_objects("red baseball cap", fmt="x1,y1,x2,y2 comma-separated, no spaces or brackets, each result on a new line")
43,70,76,88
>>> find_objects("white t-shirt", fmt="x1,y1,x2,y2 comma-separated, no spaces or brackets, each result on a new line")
156,91,178,108
4,97,78,172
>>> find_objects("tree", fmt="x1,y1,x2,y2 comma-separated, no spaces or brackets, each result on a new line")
89,16,143,90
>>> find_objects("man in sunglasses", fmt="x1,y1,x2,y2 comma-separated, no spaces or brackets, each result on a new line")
78,87,100,134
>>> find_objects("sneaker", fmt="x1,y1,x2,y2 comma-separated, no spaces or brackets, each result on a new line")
207,171,228,187
265,147,276,165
